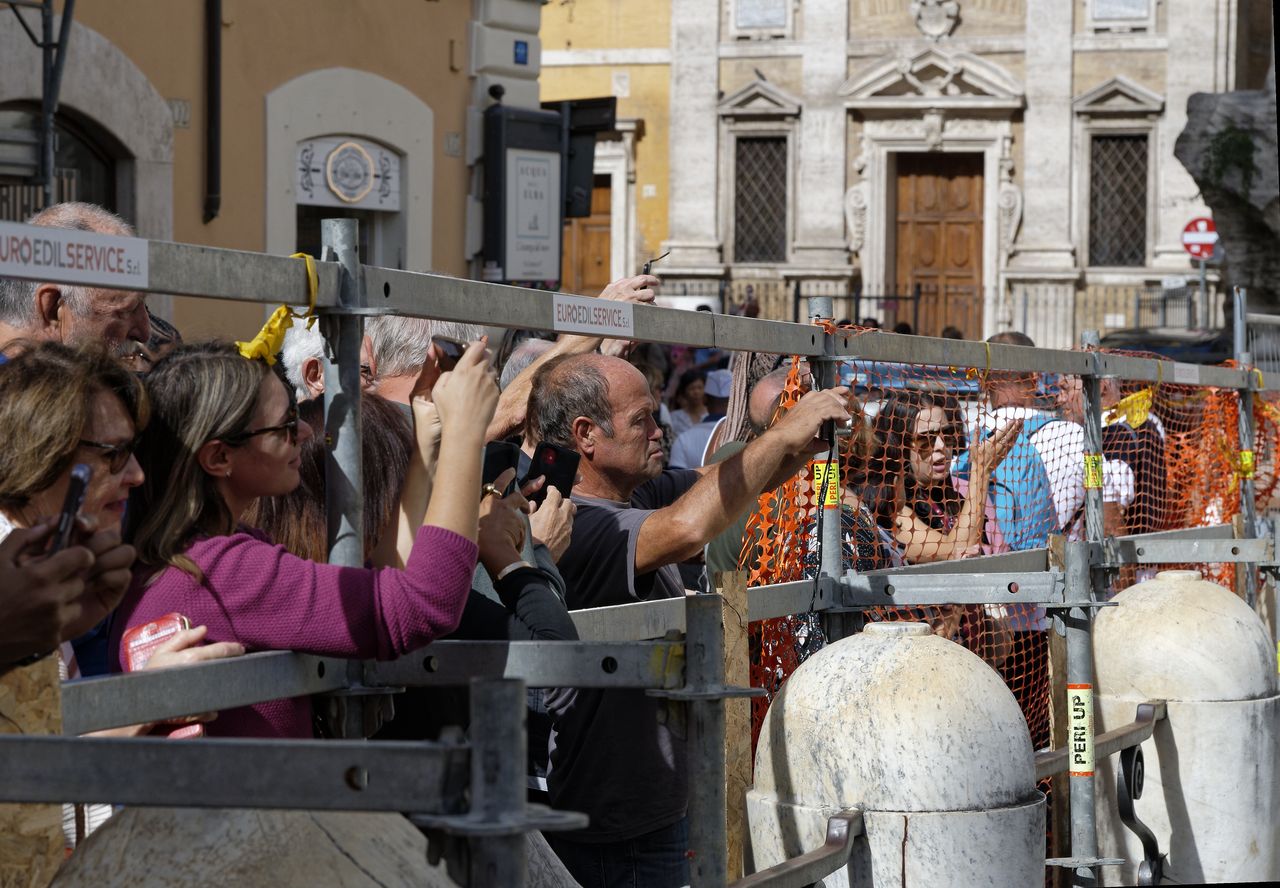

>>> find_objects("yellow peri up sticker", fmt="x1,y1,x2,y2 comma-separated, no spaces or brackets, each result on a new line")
1068,684,1094,777
811,460,841,507
1083,453,1103,490
1239,450,1256,479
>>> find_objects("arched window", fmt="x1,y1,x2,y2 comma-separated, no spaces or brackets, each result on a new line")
0,104,118,221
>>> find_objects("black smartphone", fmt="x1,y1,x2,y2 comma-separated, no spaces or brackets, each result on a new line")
482,441,521,496
431,335,467,372
50,464,92,553
522,442,580,506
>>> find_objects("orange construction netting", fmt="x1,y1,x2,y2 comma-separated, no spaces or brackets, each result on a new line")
737,335,1276,756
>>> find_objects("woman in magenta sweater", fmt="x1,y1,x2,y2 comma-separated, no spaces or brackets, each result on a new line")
110,339,496,738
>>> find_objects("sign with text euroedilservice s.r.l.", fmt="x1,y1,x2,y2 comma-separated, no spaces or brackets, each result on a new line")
0,220,149,291
552,293,635,338
504,148,561,282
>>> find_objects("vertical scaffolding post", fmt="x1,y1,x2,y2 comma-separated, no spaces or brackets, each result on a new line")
1065,539,1099,887
808,296,858,643
320,219,374,738
686,593,729,888
1234,287,1259,609
1073,330,1105,886
468,678,528,886
320,218,365,568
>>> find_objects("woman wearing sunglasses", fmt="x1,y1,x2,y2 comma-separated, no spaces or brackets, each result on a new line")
864,390,1021,565
112,340,494,738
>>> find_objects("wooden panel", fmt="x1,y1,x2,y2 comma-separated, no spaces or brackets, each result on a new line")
894,153,984,338
560,182,613,295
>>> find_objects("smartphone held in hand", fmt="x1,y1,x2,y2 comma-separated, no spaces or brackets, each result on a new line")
522,442,580,506
122,612,191,672
121,613,205,738
49,464,91,553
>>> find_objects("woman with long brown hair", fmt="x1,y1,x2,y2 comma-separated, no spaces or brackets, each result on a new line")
112,339,497,738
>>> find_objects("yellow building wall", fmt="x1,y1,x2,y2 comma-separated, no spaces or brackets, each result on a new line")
540,0,673,260
72,0,474,340
540,63,672,260
540,0,671,50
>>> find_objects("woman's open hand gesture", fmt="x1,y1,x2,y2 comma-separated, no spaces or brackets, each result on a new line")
970,418,1022,478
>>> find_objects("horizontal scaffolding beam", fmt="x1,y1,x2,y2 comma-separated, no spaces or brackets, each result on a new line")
0,735,467,812
0,222,1271,387
63,650,347,734
364,640,685,690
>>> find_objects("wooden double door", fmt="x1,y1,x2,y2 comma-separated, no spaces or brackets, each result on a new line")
894,153,983,337
560,176,612,296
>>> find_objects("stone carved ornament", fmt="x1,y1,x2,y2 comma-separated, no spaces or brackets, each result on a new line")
997,135,1023,263
910,0,960,41
844,135,871,257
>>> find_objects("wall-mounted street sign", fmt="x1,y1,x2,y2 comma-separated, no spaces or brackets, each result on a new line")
1181,217,1218,260
483,105,563,286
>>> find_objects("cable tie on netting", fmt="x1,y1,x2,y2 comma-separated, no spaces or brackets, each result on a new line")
958,341,992,383
235,252,320,365
1104,386,1155,429
1238,449,1257,480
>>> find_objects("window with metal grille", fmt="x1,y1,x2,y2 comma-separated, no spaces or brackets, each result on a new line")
734,136,788,263
1088,134,1147,267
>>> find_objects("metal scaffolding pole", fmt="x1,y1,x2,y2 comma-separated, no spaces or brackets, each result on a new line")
319,218,365,568
467,678,529,886
686,593,729,888
1234,287,1259,609
319,218,373,738
808,296,858,643
1071,331,1105,886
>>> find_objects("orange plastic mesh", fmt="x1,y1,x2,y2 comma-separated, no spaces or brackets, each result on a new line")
738,336,1277,756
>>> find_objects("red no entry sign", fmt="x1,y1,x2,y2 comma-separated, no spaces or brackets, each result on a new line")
1182,217,1218,259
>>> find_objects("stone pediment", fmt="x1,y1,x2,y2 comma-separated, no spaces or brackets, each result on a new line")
718,78,802,119
840,48,1024,112
1073,76,1165,117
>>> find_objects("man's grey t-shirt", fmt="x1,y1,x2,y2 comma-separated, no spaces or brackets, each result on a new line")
547,469,700,842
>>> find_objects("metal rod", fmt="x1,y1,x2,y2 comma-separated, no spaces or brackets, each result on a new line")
1080,331,1105,548
1034,700,1166,781
686,594,729,888
0,735,467,813
1234,287,1259,609
39,0,52,206
468,678,528,886
62,650,348,734
1,216,1275,390
320,218,365,568
1064,540,1098,886
809,296,858,644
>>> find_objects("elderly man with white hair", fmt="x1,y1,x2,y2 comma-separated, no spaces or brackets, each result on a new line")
0,202,151,351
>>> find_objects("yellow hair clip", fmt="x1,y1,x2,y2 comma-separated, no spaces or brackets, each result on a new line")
236,253,319,364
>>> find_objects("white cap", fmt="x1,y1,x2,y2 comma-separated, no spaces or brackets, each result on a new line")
705,369,733,399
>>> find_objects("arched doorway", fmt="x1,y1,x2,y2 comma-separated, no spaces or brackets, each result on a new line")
0,104,120,220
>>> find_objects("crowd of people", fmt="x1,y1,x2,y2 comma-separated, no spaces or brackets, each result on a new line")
0,202,1173,888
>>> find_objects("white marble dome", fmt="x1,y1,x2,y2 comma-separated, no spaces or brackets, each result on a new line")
753,622,1036,814
1095,569,1277,702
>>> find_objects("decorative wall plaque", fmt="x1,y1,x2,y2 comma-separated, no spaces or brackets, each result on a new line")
910,0,960,41
296,136,400,211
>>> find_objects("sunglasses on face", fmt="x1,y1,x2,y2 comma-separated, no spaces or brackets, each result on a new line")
909,425,963,454
78,437,139,474
227,404,301,447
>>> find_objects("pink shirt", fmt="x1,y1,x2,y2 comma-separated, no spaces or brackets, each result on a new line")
109,525,476,738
